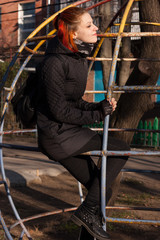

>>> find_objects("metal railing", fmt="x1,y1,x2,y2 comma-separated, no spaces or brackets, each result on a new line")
0,0,160,239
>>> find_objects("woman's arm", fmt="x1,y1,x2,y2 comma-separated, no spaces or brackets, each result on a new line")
76,98,101,111
42,57,102,125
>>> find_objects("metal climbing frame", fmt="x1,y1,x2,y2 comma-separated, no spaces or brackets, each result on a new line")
0,0,160,239
90,0,160,228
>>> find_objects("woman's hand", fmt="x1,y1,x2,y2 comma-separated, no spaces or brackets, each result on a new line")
100,98,117,120
109,98,117,112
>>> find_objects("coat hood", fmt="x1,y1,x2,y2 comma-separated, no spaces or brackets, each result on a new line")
45,36,73,56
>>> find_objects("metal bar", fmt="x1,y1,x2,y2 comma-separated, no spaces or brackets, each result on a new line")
27,35,56,42
89,128,160,132
108,150,160,156
0,56,38,240
2,127,160,135
106,217,160,225
84,150,160,157
78,182,84,203
85,87,160,93
88,0,129,73
1,54,33,126
85,90,160,94
10,207,77,229
101,116,110,231
0,150,32,239
86,0,111,11
114,21,160,27
98,32,160,38
0,52,19,92
105,206,160,211
122,169,160,174
1,143,160,157
20,230,25,239
0,211,13,240
0,129,37,135
113,90,160,94
24,46,45,55
87,57,160,62
112,86,160,90
101,0,135,231
0,143,39,151
0,181,5,185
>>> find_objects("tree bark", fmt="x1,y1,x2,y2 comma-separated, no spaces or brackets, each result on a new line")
117,0,133,87
99,2,112,89
110,0,160,144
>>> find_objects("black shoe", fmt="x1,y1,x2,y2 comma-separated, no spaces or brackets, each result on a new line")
71,203,111,240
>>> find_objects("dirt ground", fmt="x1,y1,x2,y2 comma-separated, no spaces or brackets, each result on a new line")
0,169,160,240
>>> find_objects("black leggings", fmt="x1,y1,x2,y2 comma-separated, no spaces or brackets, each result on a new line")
59,134,130,207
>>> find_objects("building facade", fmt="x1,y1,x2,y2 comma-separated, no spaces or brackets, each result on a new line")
0,0,58,60
0,1,147,103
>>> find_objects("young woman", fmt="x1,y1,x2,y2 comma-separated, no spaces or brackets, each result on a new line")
37,7,129,240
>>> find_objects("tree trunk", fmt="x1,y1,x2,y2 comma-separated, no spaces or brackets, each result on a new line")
110,0,160,144
117,0,133,87
99,2,112,89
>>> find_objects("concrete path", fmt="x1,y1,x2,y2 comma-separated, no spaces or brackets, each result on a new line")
1,138,66,186
1,138,160,186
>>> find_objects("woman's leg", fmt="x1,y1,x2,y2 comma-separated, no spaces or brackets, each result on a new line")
59,134,130,206
59,134,102,206
60,134,130,240
106,136,130,191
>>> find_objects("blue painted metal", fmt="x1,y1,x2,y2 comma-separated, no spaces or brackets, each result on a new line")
106,217,160,225
122,169,160,174
101,116,110,231
85,89,160,94
78,182,84,203
0,54,34,239
112,85,160,91
101,36,123,229
0,211,13,240
0,53,19,92
0,143,39,151
1,143,160,157
85,150,160,156
1,54,33,125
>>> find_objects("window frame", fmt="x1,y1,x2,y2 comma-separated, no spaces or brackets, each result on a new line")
18,2,35,45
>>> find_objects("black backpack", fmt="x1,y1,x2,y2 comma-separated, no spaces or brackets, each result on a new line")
11,54,68,129
11,71,38,128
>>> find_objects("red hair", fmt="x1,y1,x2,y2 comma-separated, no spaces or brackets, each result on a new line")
54,7,87,52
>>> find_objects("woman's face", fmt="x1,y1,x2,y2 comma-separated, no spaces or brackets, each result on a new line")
73,13,98,43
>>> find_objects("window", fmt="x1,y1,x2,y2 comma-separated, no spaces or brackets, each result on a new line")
131,2,141,40
18,2,35,44
59,0,68,10
0,8,1,31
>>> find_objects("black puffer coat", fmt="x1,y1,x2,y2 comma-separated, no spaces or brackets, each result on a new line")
37,37,102,161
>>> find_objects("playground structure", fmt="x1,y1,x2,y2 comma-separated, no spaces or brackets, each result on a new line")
0,0,160,239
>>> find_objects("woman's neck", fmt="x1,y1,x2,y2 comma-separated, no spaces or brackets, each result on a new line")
74,39,94,56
